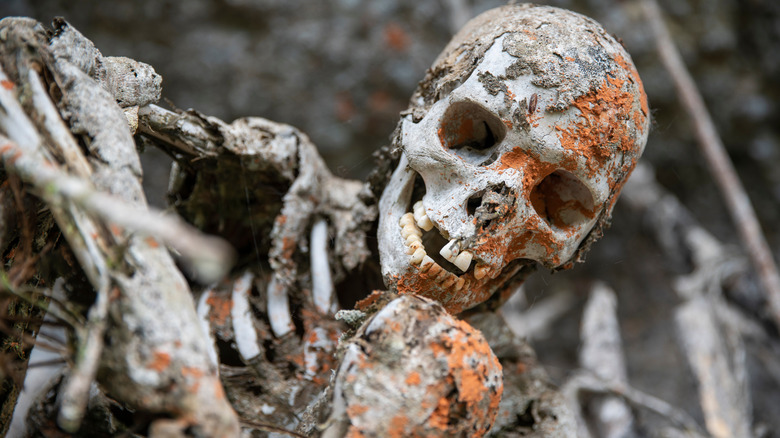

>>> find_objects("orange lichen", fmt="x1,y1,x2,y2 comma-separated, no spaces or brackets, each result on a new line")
428,396,451,430
556,71,644,181
206,293,233,326
389,414,410,438
181,366,205,379
427,319,503,435
1,80,13,90
147,351,171,372
405,371,422,386
280,236,296,261
144,236,159,248
355,290,385,310
347,404,370,418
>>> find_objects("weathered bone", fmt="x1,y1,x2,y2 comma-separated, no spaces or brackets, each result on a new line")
378,4,650,313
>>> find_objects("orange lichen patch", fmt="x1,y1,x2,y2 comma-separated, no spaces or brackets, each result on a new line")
425,319,503,436
206,292,233,326
347,404,370,418
1,80,14,90
428,396,451,430
181,366,205,379
458,368,486,405
275,215,287,226
556,72,644,181
405,371,422,386
355,290,385,311
384,22,410,52
144,236,159,248
147,351,171,372
494,147,558,194
280,236,296,261
388,414,410,438
614,54,649,120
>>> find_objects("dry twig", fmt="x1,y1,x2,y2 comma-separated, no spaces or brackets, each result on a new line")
641,0,780,328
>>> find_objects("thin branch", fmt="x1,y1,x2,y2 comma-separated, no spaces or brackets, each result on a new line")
641,0,780,328
564,372,708,437
56,270,111,431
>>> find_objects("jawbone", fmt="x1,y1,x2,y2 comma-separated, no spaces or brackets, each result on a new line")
378,155,530,314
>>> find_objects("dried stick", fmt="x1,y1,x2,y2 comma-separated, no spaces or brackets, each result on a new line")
675,297,753,438
56,270,110,432
578,283,636,438
564,372,708,437
641,0,780,327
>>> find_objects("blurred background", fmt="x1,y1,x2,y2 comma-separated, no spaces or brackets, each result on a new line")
2,0,779,433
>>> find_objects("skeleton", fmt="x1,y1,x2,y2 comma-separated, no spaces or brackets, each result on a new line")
378,4,649,314
2,4,649,437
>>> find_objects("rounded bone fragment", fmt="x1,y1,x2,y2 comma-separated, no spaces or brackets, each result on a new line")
326,295,503,437
377,4,650,313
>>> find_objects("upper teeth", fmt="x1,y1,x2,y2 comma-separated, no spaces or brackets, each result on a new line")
413,201,434,232
399,203,478,278
440,239,473,273
453,251,473,272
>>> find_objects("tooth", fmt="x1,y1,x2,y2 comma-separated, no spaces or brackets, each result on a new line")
406,240,423,255
427,262,443,277
416,214,434,232
410,248,426,265
439,239,460,262
405,234,422,245
454,277,466,291
399,213,415,228
413,201,425,215
419,255,435,272
453,251,473,272
435,270,450,283
402,223,422,238
441,275,457,288
474,262,490,280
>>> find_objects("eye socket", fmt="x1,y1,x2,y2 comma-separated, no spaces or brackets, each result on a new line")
530,170,597,229
439,102,506,163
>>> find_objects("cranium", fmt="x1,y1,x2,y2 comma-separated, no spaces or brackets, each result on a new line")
378,4,649,313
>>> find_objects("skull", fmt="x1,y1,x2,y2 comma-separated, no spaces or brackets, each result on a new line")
378,5,649,314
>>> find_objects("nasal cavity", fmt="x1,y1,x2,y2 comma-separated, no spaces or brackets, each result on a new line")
467,183,514,228
530,170,597,230
439,101,505,165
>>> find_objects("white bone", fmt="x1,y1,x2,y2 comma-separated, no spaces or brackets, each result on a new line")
232,272,264,357
310,219,335,315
